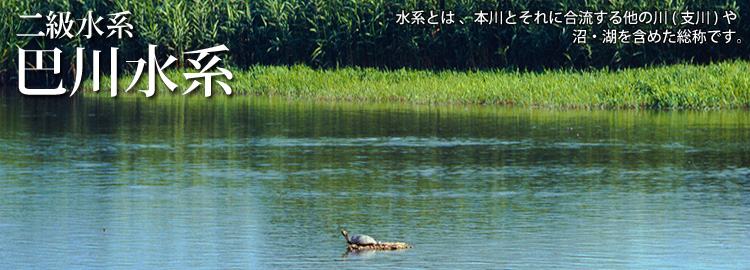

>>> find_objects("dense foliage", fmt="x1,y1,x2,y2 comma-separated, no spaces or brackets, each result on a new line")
2,0,749,82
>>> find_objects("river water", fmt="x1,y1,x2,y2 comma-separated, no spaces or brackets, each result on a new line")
1,95,749,269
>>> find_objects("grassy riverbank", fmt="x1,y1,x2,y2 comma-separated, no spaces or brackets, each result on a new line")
86,60,750,109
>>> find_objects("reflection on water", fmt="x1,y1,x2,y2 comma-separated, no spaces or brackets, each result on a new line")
1,95,749,269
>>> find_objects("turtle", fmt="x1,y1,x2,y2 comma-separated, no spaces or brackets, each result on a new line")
341,230,377,246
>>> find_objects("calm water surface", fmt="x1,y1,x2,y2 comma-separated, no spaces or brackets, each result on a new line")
1,95,749,269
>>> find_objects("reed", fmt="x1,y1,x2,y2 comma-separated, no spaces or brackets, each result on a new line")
1,0,85,83
3,0,748,79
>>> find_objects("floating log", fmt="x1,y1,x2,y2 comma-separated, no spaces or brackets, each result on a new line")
346,241,413,252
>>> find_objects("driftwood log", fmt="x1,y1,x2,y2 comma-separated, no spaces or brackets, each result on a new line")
346,242,413,252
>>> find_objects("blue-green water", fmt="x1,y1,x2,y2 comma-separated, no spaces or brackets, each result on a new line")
1,95,749,269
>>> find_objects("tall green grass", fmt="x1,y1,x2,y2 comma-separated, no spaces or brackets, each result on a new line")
3,0,748,82
1,0,86,83
86,59,750,109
